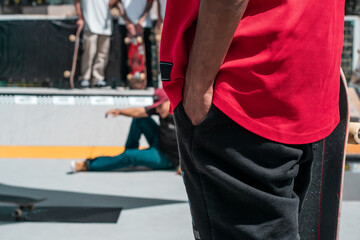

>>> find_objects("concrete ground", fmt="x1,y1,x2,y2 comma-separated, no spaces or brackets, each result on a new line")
0,88,359,240
0,158,358,240
0,159,193,240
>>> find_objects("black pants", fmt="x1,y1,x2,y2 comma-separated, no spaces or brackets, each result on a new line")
174,103,314,240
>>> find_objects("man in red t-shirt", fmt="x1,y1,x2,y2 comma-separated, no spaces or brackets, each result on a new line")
160,0,345,239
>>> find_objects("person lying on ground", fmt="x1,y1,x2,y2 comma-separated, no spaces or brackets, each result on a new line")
70,88,180,174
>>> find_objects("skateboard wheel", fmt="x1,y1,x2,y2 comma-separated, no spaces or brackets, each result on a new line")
124,37,130,45
110,7,120,17
137,36,143,44
127,74,132,81
140,73,146,80
63,70,71,78
69,34,76,42
13,209,22,219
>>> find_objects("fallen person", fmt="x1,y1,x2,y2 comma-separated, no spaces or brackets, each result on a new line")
70,88,180,173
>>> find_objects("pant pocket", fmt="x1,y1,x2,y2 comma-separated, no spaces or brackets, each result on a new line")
174,101,195,129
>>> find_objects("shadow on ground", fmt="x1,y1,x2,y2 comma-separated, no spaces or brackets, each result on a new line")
0,183,186,224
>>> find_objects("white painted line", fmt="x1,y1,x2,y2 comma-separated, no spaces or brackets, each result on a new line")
53,96,76,105
90,96,114,105
14,95,38,105
128,97,153,106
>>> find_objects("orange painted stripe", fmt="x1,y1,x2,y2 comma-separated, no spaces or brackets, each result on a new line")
0,146,147,159
0,145,359,159
346,144,360,155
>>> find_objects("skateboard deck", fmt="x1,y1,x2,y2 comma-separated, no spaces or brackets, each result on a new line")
0,194,46,220
149,26,162,88
69,24,83,89
125,36,147,89
299,72,349,240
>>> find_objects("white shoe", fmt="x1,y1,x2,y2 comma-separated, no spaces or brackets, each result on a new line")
80,79,90,88
70,161,76,173
94,80,108,88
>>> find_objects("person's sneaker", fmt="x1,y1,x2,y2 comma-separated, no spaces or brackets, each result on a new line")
94,80,108,88
80,79,90,88
70,161,87,172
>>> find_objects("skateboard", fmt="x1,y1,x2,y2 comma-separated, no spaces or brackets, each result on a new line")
124,36,147,89
0,194,46,220
298,71,349,240
149,26,162,88
69,24,83,89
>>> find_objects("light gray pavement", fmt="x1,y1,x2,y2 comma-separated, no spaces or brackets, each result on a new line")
0,158,359,240
0,159,193,240
0,88,359,239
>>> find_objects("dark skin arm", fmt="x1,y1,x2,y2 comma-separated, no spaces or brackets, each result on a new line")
74,0,84,28
155,0,163,30
136,0,153,34
183,0,249,125
105,107,149,118
117,1,137,36
109,0,120,8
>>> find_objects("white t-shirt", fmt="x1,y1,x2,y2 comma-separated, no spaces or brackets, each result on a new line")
159,0,166,20
81,0,112,36
118,0,152,28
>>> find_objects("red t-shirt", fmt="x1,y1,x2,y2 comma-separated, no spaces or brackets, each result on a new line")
160,0,345,144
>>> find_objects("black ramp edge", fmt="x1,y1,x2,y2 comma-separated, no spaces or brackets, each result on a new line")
0,183,186,224
25,207,122,223
0,183,186,210
0,194,45,205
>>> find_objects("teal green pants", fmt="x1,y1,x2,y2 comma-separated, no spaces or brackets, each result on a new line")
87,118,172,171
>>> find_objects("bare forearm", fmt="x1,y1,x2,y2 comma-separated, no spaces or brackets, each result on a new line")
118,2,132,23
187,0,249,92
118,107,148,118
74,0,83,20
138,1,153,25
109,0,119,8
156,0,162,21
183,0,249,125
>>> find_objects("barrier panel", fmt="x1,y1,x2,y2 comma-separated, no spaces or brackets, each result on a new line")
0,16,122,88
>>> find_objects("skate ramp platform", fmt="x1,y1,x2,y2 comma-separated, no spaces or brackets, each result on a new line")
0,87,359,239
0,87,155,157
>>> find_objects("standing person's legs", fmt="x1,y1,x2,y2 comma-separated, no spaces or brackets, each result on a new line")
119,25,128,87
143,28,153,88
174,103,314,240
92,34,111,86
80,31,98,84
